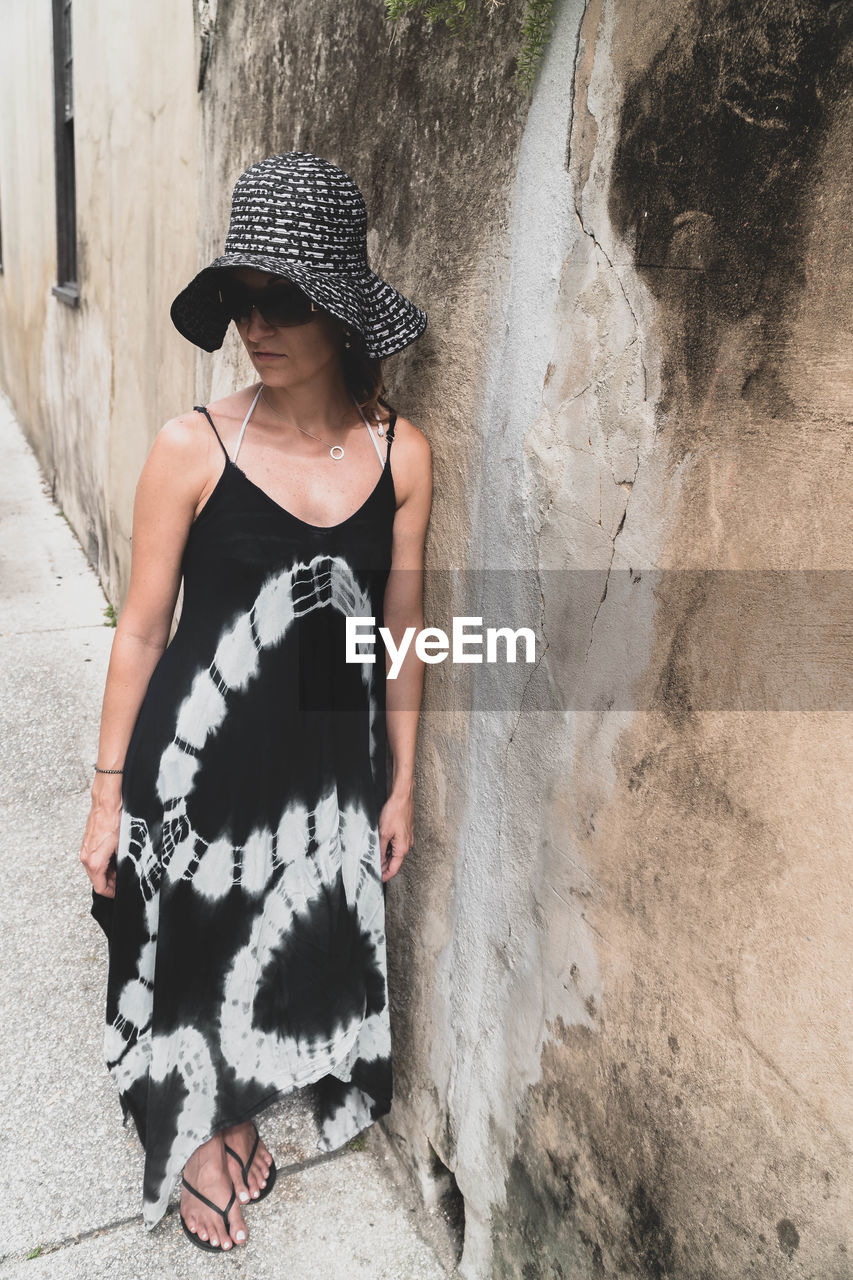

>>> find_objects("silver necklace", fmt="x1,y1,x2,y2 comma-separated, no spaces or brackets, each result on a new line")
259,389,379,460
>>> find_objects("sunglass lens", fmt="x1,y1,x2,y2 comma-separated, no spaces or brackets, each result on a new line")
258,287,316,326
218,286,253,323
219,283,317,326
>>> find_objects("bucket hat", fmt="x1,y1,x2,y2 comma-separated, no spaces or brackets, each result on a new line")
170,151,428,360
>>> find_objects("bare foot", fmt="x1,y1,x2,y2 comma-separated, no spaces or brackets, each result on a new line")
180,1131,248,1249
222,1120,275,1205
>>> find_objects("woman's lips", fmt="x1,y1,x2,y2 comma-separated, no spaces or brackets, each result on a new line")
254,352,285,359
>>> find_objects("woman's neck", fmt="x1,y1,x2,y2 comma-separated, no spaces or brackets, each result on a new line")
257,371,361,440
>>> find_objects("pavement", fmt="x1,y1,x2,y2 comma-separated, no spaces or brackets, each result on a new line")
0,392,450,1280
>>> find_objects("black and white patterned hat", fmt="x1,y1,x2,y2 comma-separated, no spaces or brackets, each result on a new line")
170,152,427,360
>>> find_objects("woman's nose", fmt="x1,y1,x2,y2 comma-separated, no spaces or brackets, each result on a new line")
246,306,277,340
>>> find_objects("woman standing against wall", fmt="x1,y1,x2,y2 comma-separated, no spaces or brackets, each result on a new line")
78,152,431,1252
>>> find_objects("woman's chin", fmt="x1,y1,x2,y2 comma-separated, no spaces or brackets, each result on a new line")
251,357,291,383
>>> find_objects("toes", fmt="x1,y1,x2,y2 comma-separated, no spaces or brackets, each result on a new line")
222,1123,274,1202
250,1146,273,1196
229,1202,248,1246
225,1155,251,1204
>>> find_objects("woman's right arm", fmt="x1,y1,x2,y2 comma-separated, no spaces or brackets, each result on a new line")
79,412,216,896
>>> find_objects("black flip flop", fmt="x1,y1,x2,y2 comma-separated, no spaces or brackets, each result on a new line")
224,1121,278,1205
180,1175,238,1252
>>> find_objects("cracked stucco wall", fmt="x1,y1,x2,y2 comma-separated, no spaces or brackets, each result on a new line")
468,2,851,1277
0,1,850,1276
375,2,850,1277
193,2,850,1276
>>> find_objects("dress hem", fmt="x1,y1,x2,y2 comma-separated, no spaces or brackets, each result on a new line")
142,1040,391,1232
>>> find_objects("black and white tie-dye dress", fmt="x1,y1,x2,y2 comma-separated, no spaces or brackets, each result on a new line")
91,385,396,1230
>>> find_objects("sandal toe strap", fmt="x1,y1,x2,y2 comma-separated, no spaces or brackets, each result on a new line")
181,1175,236,1223
224,1123,262,1185
245,1126,260,1173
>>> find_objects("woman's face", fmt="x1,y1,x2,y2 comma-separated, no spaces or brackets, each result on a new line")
225,266,346,389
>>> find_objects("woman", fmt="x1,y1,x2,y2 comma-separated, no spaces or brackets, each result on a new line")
79,152,431,1253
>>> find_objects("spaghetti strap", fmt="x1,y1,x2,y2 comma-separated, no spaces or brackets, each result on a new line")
194,404,229,462
384,410,397,460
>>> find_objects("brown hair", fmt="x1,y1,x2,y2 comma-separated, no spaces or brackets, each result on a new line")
339,327,391,423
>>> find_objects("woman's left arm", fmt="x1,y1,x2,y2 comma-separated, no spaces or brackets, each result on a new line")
379,417,433,882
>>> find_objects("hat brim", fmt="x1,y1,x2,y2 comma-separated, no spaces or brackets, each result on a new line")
170,253,427,360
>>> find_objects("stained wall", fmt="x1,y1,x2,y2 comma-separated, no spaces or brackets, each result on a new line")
0,2,850,1277
0,0,199,598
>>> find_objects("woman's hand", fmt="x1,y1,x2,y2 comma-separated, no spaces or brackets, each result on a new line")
378,789,414,883
80,777,123,897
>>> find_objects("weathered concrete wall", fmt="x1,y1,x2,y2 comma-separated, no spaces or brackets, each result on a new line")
1,1,849,1276
0,0,199,602
470,2,852,1277
196,2,852,1277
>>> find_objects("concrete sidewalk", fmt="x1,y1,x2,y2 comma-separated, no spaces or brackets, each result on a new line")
0,394,449,1280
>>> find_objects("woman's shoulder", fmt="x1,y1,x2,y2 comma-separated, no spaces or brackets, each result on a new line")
386,410,432,515
154,387,257,459
203,385,256,423
147,399,235,471
390,410,431,459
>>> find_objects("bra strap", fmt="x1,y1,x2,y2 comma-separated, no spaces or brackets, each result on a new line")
234,385,264,464
352,395,397,467
378,393,398,445
193,404,229,461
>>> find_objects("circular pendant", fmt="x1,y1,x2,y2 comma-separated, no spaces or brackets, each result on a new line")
330,445,344,460
377,424,384,436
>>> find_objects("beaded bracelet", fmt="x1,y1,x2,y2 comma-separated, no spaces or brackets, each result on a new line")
93,764,124,774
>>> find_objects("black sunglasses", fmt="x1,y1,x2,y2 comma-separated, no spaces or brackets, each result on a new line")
217,280,322,327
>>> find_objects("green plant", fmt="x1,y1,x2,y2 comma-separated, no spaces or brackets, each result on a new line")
346,1132,367,1151
386,0,471,34
103,603,117,627
26,1246,43,1259
384,0,556,96
516,0,556,95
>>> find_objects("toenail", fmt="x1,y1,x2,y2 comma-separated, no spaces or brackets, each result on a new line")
252,1190,259,1198
236,1230,246,1241
240,1192,249,1202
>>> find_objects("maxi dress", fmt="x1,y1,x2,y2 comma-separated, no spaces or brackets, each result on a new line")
91,386,397,1230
